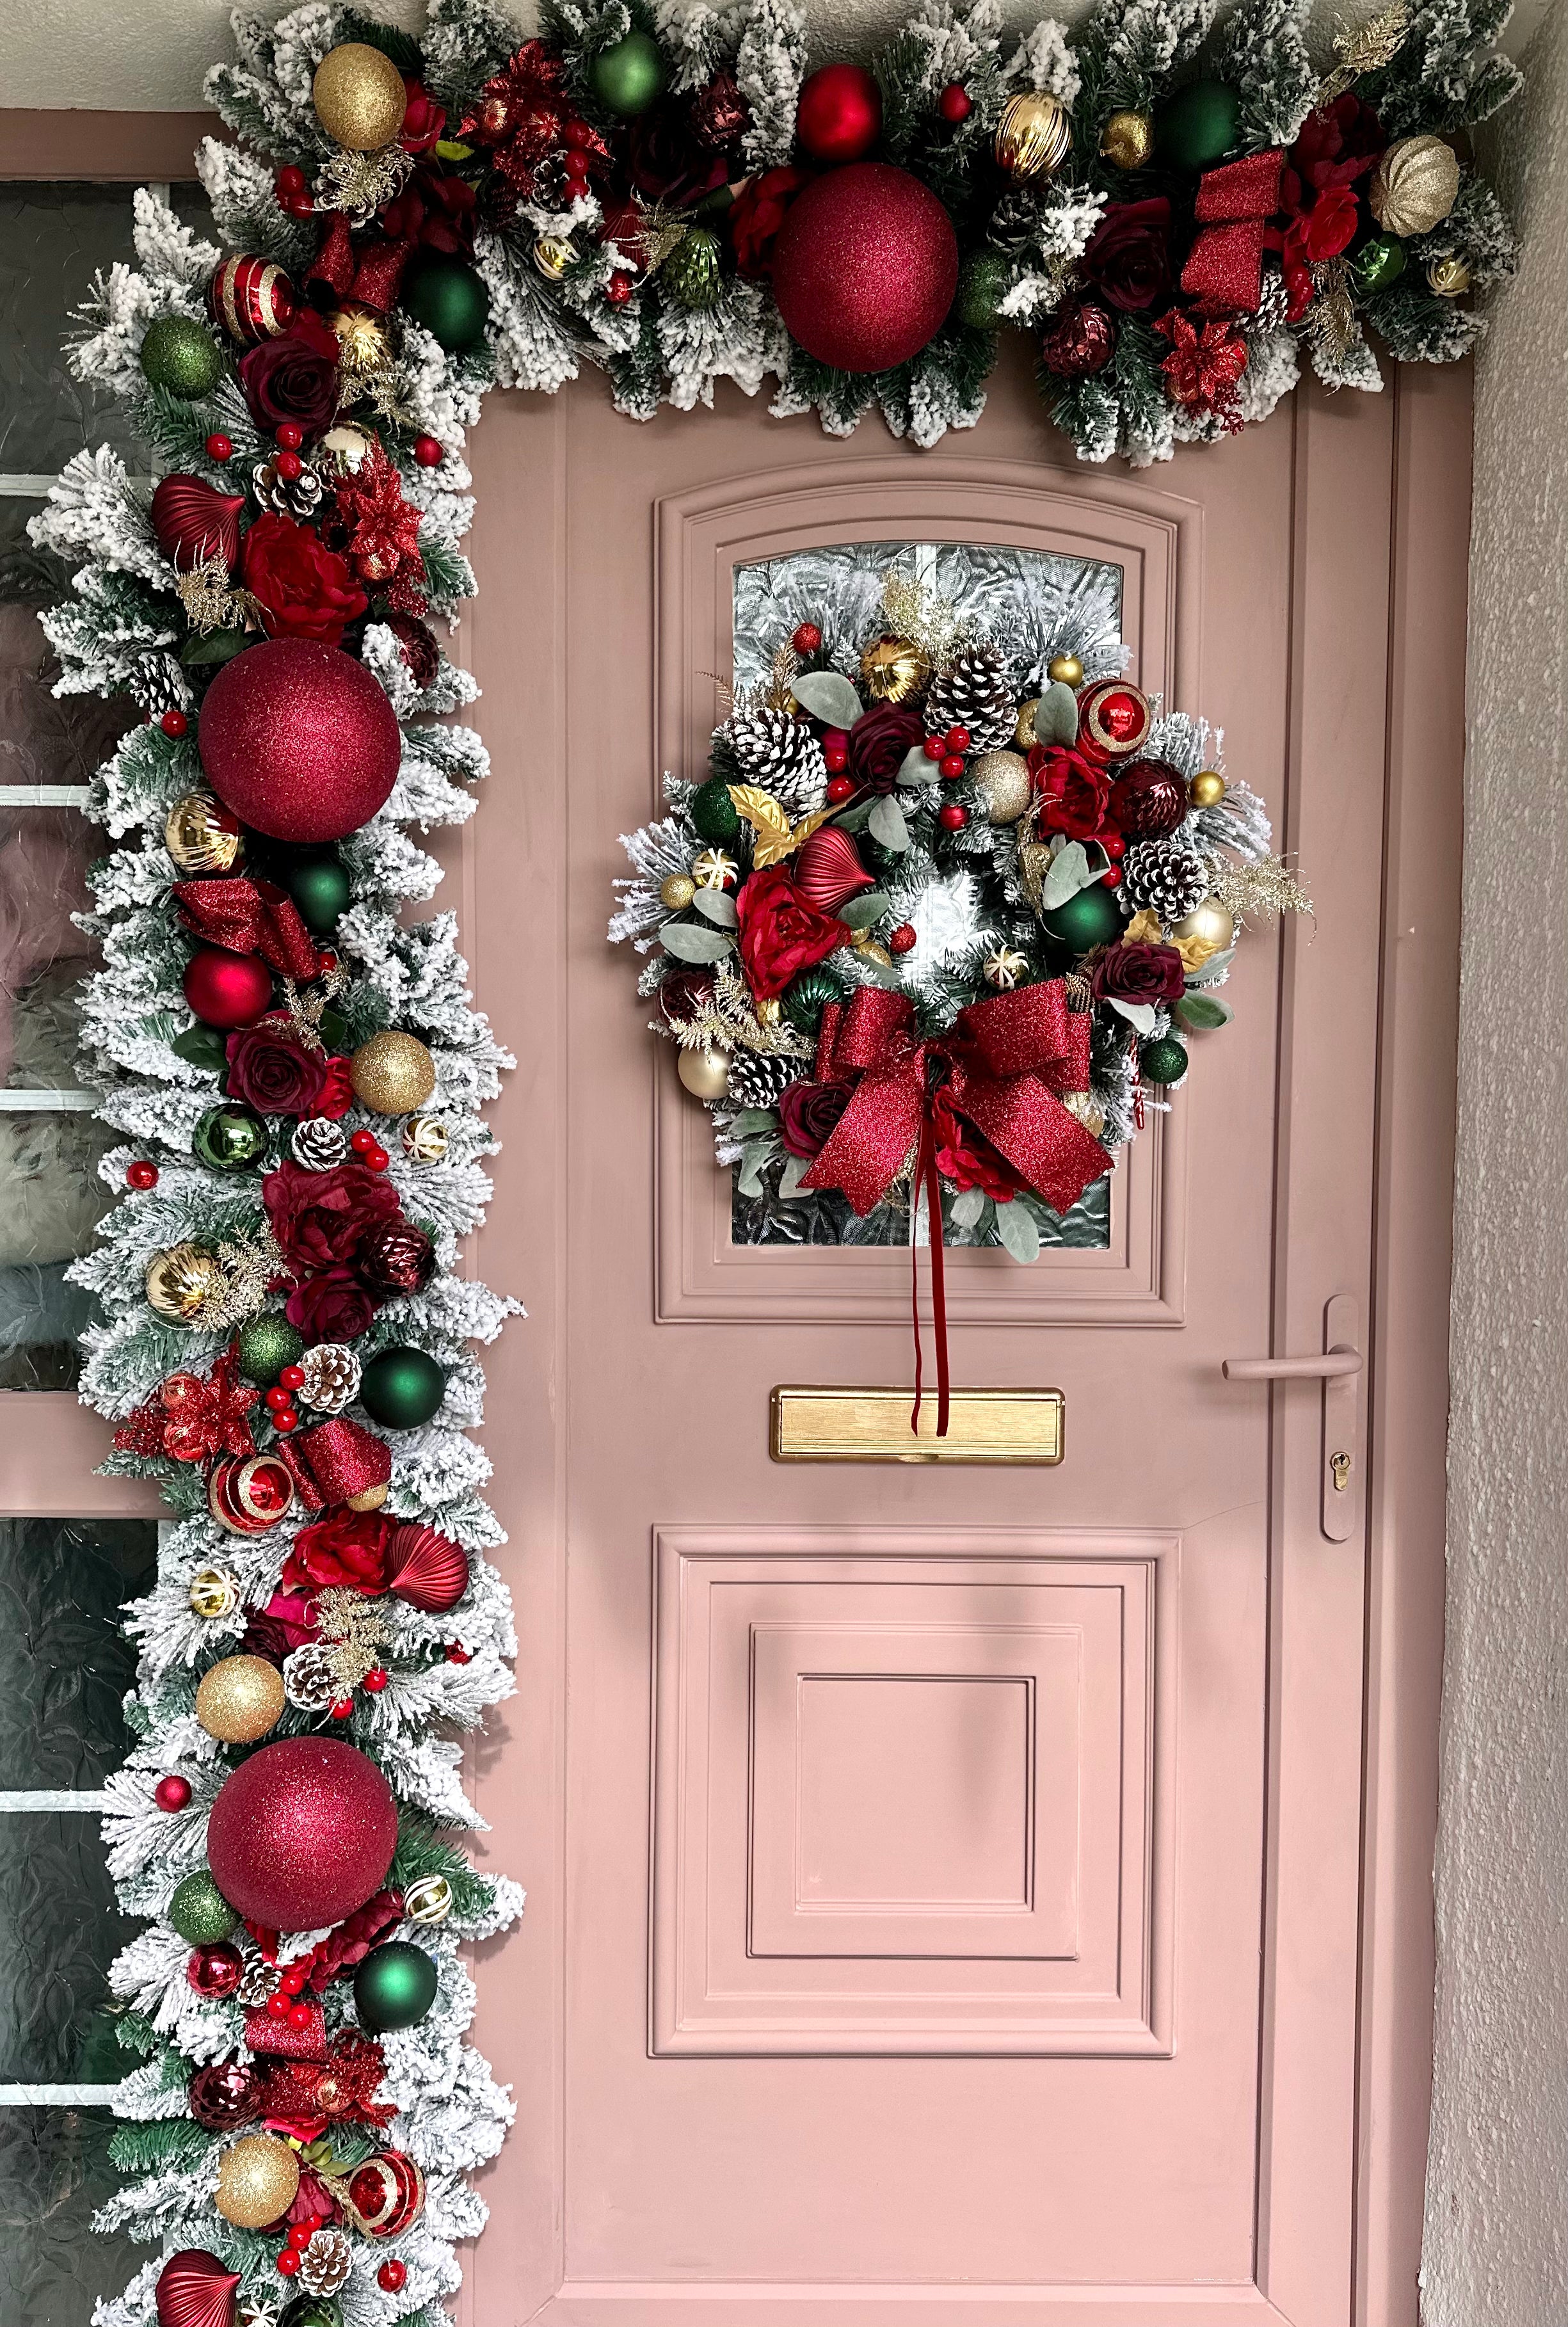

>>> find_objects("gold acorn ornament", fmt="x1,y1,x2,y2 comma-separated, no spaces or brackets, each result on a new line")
403,1872,455,1925
351,1030,436,1114
312,41,408,151
164,794,243,875
1190,769,1227,809
995,91,1072,180
860,634,932,704
677,1046,730,1101
402,1114,450,1164
145,1244,227,1325
1101,109,1153,169
189,1565,241,1620
215,2133,301,2230
970,749,1034,826
195,1654,286,1745
1427,254,1472,298
1369,134,1460,238
1046,652,1084,687
659,872,698,911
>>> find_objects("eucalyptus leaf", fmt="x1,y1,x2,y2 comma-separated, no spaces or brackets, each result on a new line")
1107,996,1157,1036
868,794,909,852
736,1144,767,1198
792,670,863,729
1176,991,1233,1030
779,1153,811,1197
730,1110,778,1138
170,1025,226,1071
995,1200,1041,1265
1033,681,1080,746
692,888,738,926
659,920,733,963
948,1188,987,1231
834,798,875,833
837,890,890,930
897,744,937,787
1185,946,1236,988
1040,840,1095,908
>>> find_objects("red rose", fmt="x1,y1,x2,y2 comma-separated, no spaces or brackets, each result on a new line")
847,699,925,794
778,1080,852,1158
237,311,340,435
931,1083,1023,1201
285,1267,378,1344
317,1056,354,1119
736,864,846,1004
1030,741,1116,840
1091,938,1186,1004
730,166,808,279
399,77,447,155
1080,198,1172,313
241,513,368,648
226,1018,332,1116
247,1592,319,1653
263,1158,403,1274
1272,97,1385,317
280,1506,391,1597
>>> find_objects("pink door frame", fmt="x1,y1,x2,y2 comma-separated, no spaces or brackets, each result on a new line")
0,107,1469,2325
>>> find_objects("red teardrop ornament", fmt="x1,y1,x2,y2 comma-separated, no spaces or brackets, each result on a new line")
385,1523,470,1615
156,2251,241,2327
151,475,245,573
794,826,875,915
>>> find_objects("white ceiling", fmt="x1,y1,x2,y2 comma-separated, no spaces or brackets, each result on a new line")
0,0,1553,110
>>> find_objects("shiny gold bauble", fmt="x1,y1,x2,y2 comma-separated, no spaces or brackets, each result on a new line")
330,301,391,379
659,872,698,911
1014,697,1040,748
995,90,1072,180
401,1113,450,1164
1189,769,1227,810
403,1872,455,1925
189,1564,241,1620
195,1654,286,1745
970,748,1033,826
312,41,409,151
1100,108,1153,170
319,422,375,472
533,235,575,282
145,1243,225,1325
860,634,931,704
677,1046,731,1101
164,793,242,875
1046,652,1084,687
1427,254,1472,298
1368,134,1460,239
1171,897,1236,954
351,1030,436,1115
214,2133,301,2230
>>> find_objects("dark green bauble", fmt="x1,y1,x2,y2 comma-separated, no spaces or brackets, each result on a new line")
353,1939,438,2033
1040,880,1123,953
360,1345,447,1429
1154,78,1240,170
589,29,667,116
690,776,740,845
193,1101,269,1174
284,853,352,936
401,253,490,351
169,1869,238,1946
955,250,1009,332
140,314,225,399
1140,1034,1189,1085
662,227,722,310
279,2298,340,2327
236,1312,305,1387
1354,232,1407,292
781,966,845,1034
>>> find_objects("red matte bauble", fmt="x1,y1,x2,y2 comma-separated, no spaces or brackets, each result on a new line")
155,2250,241,2327
794,826,875,914
189,2057,264,2131
206,1736,398,1931
198,641,402,844
182,946,273,1029
796,63,883,162
385,1523,470,1613
771,164,959,373
152,475,246,573
1108,757,1188,840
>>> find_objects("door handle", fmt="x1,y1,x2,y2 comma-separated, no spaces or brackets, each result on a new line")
1222,1295,1361,1542
1222,1350,1361,1380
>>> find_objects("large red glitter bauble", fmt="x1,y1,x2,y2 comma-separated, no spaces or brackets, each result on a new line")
385,1523,470,1614
206,1737,398,1931
198,641,401,844
156,2250,241,2327
771,164,959,374
182,946,273,1029
796,63,883,162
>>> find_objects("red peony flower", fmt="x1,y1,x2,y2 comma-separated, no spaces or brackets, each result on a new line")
1271,95,1386,318
226,1018,334,1117
398,77,446,155
285,1267,378,1345
237,310,341,435
730,167,809,280
1080,198,1173,313
280,1507,392,1597
1029,740,1116,840
735,864,847,1003
263,1158,403,1275
317,1056,354,1119
241,513,368,648
847,699,925,794
931,1082,1023,1201
778,1080,852,1158
1091,938,1187,1004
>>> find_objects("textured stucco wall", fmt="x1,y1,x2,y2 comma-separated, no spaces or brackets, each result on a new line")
1420,5,1568,2321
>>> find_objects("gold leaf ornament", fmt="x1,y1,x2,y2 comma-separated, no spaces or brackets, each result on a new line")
725,785,829,869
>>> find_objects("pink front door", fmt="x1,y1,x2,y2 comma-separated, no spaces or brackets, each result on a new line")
455,344,1465,2324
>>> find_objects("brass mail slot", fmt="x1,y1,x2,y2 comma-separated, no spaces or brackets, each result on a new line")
770,1385,1064,1466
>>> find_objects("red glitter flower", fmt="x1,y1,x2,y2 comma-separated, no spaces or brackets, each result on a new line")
1155,310,1249,431
327,447,426,612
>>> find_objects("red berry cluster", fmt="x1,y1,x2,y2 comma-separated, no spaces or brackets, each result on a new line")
266,1359,305,1437
275,163,314,219
351,1126,390,1171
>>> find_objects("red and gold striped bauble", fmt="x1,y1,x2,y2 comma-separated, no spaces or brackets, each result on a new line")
210,255,296,345
1076,678,1152,760
346,2148,426,2238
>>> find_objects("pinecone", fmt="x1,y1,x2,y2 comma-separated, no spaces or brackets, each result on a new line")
284,1643,340,1712
298,1341,362,1413
924,643,1017,752
251,458,324,520
292,1116,348,1171
236,1958,280,2010
1123,839,1211,921
725,1050,803,1112
724,703,827,815
298,2229,353,2298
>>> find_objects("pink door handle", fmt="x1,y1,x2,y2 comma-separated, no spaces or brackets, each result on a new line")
1222,1349,1362,1381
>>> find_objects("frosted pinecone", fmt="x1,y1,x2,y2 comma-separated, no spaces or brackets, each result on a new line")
284,1643,340,1712
298,1341,361,1413
298,2230,352,2298
252,457,324,520
292,1116,348,1170
725,1049,802,1112
724,702,827,815
1123,839,1211,921
924,643,1016,752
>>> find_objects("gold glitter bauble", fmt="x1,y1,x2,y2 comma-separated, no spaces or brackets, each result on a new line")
1190,769,1227,809
1046,652,1084,686
214,2133,301,2230
164,793,242,874
145,1244,225,1325
691,849,738,890
351,1030,436,1115
659,872,698,910
312,42,408,152
1100,108,1153,170
1171,897,1236,953
404,1872,454,1924
995,91,1072,180
859,634,932,704
984,945,1030,989
330,301,392,381
1014,697,1040,748
346,1482,389,1513
533,235,575,282
1368,134,1460,238
195,1654,286,1744
402,1113,449,1164
189,1564,241,1619
677,1046,730,1101
970,749,1033,826
1427,254,1472,298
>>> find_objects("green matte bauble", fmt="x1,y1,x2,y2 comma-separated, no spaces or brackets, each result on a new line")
140,314,225,399
236,1313,306,1387
1140,1034,1189,1085
401,253,490,352
955,250,1009,332
781,966,845,1034
353,1940,438,2033
358,1345,447,1430
690,776,741,846
588,29,667,117
662,227,722,310
193,1102,269,1174
1353,232,1407,292
1041,880,1124,953
1155,77,1240,170
168,1869,238,1946
283,854,352,936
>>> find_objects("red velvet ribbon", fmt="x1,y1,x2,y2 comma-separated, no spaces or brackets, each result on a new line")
1180,147,1286,313
173,876,323,982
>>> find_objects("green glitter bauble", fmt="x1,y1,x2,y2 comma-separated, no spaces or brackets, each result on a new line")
193,1102,269,1174
781,966,845,1034
955,250,1009,331
358,1345,447,1430
1040,881,1123,953
1354,233,1407,292
139,315,225,399
236,1313,305,1386
588,29,667,116
401,253,490,351
169,1869,238,1946
690,776,740,845
284,854,352,936
662,227,722,310
353,1940,438,2033
1154,78,1240,170
1140,1034,1189,1085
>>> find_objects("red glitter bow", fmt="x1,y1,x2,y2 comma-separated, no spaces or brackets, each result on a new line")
1180,147,1286,312
308,212,414,314
113,1348,259,1464
173,876,323,983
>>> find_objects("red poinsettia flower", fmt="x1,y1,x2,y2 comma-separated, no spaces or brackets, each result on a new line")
326,447,426,612
1155,310,1249,430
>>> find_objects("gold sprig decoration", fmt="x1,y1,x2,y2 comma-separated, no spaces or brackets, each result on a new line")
881,570,973,671
175,555,264,639
1318,0,1411,102
280,956,351,1056
712,641,799,722
311,1587,392,1694
191,1231,287,1334
666,960,813,1062
315,141,413,227
1210,852,1314,925
1306,255,1357,369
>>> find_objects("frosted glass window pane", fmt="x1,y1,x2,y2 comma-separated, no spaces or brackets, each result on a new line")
0,2109,140,2326
0,1519,157,1788
0,183,142,470
0,1814,133,2081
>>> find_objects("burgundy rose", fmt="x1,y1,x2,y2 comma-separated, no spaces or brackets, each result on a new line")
237,1609,297,1662
285,1267,377,1345
931,1083,1023,1201
627,102,730,205
847,698,925,794
380,167,478,256
241,512,367,648
299,1891,402,1990
735,865,846,1004
237,310,341,436
1091,938,1185,1005
778,1080,852,1159
281,1505,391,1596
730,166,808,280
1029,741,1116,841
226,1018,332,1117
263,1158,403,1275
1080,197,1173,313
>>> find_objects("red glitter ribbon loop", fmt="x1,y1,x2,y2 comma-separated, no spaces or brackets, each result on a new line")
174,876,323,982
1180,147,1286,312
